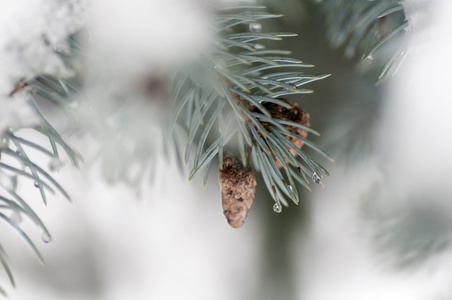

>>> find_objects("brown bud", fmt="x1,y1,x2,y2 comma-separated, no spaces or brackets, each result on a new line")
219,151,257,228
263,100,310,168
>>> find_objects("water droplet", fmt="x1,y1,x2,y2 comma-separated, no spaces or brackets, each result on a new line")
312,172,322,185
41,232,52,243
273,203,282,213
254,43,265,50
34,180,40,188
249,22,262,33
0,173,15,191
288,185,294,193
48,158,63,172
364,54,374,61
0,137,9,149
10,211,22,224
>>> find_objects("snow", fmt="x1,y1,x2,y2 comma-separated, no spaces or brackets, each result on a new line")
0,0,86,96
0,93,39,138
87,0,212,71
0,0,85,136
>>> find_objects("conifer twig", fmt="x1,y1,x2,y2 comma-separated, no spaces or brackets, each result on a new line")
171,4,332,221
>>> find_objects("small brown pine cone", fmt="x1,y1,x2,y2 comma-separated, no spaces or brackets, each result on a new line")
219,151,257,228
263,100,310,168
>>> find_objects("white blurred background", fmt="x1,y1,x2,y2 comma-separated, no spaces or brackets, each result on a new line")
2,0,452,299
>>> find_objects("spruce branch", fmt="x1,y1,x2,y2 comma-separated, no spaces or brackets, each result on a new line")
320,0,409,83
0,58,82,294
171,4,332,225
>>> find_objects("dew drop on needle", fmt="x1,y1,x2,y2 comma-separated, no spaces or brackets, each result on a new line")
42,232,52,243
273,203,282,213
48,158,63,172
249,22,262,33
10,211,22,224
0,173,15,191
312,172,324,187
